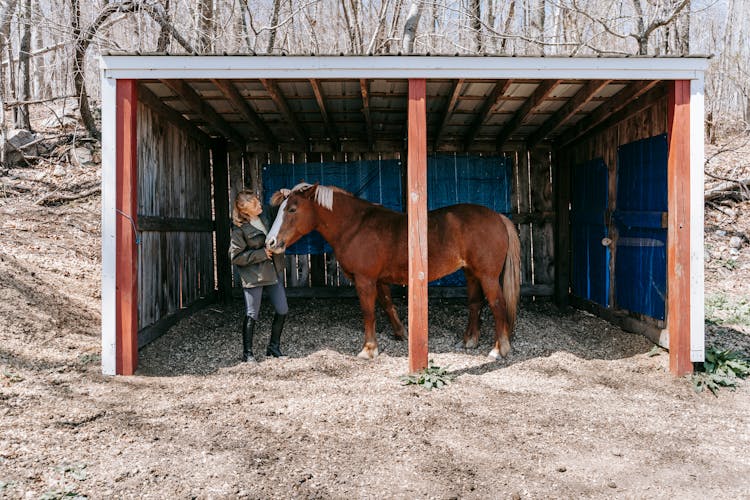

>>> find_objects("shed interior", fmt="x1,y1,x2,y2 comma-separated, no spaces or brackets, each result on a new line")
131,72,673,353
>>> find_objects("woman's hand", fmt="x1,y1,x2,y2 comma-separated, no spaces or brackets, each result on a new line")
265,247,273,259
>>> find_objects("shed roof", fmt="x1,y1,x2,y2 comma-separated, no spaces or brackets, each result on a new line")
101,55,708,152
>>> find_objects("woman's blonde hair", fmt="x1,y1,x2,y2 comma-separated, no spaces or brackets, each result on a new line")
232,190,260,226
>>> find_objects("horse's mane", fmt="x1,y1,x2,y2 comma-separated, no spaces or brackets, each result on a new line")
271,182,352,211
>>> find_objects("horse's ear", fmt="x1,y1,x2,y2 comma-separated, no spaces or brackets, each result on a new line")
299,182,319,198
270,189,289,207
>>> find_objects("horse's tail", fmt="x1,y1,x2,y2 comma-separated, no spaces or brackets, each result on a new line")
501,214,521,333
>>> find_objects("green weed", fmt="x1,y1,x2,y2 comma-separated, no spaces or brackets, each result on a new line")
692,347,750,396
400,360,454,390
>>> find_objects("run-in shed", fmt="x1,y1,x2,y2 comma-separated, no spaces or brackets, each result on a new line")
99,54,707,376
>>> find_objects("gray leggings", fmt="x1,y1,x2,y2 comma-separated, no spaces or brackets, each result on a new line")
243,273,289,320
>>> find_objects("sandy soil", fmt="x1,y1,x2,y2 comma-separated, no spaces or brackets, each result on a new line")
1,156,749,499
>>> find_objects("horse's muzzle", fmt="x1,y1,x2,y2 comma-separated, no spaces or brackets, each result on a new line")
266,238,285,253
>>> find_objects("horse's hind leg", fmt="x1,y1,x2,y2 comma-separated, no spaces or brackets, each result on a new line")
457,270,483,350
479,275,511,359
376,281,405,340
355,277,380,359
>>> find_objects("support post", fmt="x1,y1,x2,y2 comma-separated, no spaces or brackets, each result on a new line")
212,139,233,303
115,79,138,375
407,78,428,373
554,150,571,308
667,80,693,376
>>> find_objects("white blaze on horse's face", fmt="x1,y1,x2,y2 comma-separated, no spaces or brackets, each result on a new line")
266,198,287,252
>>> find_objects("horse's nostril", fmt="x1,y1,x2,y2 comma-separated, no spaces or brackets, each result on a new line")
267,238,276,248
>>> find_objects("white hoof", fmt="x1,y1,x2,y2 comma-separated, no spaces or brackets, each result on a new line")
357,347,379,359
488,348,501,360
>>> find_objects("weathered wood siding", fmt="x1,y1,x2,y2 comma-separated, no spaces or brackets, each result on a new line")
137,102,215,330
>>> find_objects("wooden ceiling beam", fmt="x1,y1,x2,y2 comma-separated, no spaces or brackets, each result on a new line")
211,79,276,147
464,79,512,150
433,79,464,150
160,79,246,146
359,79,374,150
557,80,661,148
527,79,612,147
309,79,340,151
260,78,308,147
496,79,561,147
138,85,211,147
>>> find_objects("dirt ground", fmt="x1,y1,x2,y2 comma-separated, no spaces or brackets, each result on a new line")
1,148,750,499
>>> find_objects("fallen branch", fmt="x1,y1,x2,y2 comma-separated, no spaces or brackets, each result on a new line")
705,177,750,202
36,186,100,206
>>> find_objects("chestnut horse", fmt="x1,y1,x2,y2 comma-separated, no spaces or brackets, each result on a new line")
266,182,521,360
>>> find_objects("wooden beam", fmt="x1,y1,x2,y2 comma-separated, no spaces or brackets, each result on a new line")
407,78,428,374
433,78,464,150
667,80,693,376
211,79,276,147
115,79,139,376
309,79,340,151
360,79,374,150
527,79,612,147
580,84,667,141
212,139,233,304
554,151,571,308
464,79,511,150
137,85,212,147
161,79,246,146
137,215,215,232
557,80,660,147
497,79,561,147
260,78,308,147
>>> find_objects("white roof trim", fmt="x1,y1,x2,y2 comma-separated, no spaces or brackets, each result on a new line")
101,55,708,80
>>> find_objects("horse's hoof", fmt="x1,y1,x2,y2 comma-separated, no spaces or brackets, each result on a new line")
465,338,479,349
488,348,501,360
454,340,466,351
357,347,379,359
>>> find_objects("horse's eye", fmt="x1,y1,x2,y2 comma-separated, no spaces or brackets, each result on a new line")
288,206,297,213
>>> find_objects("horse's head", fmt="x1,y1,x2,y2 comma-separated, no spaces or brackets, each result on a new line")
266,182,321,253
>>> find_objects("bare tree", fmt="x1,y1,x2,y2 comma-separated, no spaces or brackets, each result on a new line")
402,0,422,53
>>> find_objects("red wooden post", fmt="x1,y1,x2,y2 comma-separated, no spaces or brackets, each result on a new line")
408,78,428,373
667,80,693,376
116,79,139,375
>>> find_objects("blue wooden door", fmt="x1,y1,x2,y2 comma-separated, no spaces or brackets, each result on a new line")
570,158,610,306
614,134,668,320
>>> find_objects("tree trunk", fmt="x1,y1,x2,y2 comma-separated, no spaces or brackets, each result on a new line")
470,0,482,53
267,0,281,53
198,0,214,53
15,0,31,129
402,0,422,53
157,0,171,52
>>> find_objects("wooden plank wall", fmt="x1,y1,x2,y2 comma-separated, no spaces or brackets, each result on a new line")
559,93,668,324
137,103,215,330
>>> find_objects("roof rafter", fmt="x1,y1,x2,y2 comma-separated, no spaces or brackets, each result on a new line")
138,85,212,147
527,79,612,147
464,79,512,150
359,79,374,150
309,79,340,151
496,79,561,147
211,79,276,147
557,80,661,147
433,79,464,150
260,78,308,147
161,79,246,146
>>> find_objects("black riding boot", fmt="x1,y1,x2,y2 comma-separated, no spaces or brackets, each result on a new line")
242,316,257,363
266,313,287,358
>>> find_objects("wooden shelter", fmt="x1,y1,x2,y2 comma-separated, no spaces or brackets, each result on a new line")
99,55,708,376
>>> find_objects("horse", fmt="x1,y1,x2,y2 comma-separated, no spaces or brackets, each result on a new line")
265,182,521,361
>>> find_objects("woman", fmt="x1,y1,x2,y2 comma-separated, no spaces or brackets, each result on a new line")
229,190,289,362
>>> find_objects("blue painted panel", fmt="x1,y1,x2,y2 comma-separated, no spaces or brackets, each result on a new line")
262,159,403,254
614,134,668,320
570,158,609,306
427,154,513,286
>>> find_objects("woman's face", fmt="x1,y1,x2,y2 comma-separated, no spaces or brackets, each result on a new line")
240,196,263,217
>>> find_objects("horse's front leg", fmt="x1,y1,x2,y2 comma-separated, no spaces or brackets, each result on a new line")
355,277,379,359
376,281,405,340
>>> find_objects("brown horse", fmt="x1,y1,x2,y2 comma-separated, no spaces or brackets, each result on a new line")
266,182,521,360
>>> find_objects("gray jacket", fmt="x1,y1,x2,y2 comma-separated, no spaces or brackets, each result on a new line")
229,213,286,288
